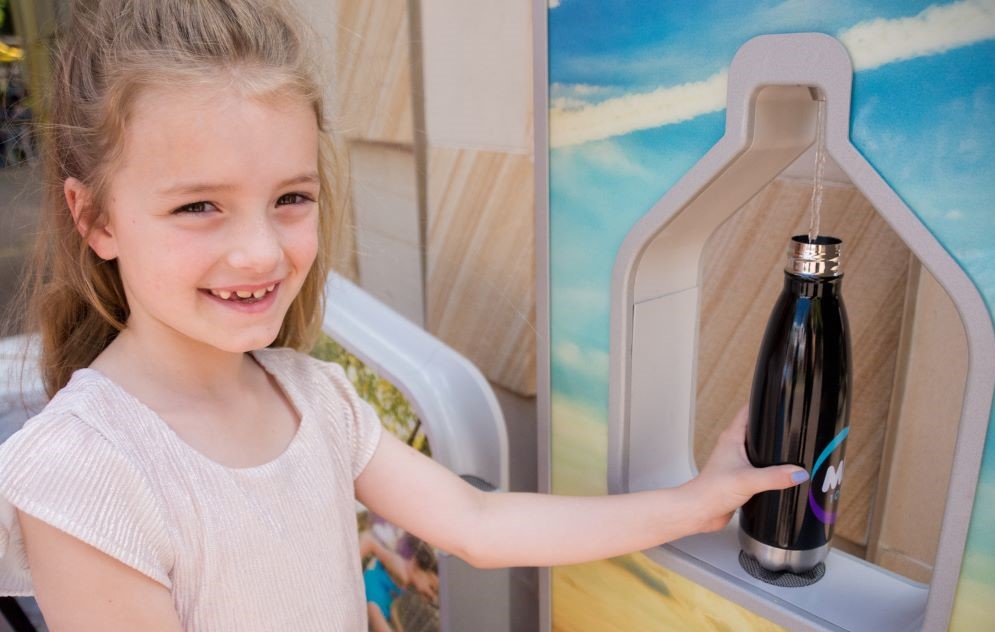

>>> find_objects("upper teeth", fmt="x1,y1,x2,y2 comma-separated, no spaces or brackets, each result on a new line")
210,284,276,300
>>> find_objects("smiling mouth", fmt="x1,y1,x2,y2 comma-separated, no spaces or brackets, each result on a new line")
203,282,279,303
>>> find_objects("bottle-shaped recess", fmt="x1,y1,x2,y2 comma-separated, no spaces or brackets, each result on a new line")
738,235,852,574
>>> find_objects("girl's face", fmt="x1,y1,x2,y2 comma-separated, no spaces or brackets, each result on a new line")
84,85,321,353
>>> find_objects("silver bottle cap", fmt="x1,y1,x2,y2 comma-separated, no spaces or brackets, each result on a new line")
786,235,842,278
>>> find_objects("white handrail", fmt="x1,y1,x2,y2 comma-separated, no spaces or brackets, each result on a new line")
323,273,509,491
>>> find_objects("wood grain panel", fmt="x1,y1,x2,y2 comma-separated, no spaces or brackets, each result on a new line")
694,177,910,547
869,263,966,581
426,147,536,395
334,0,413,144
875,549,934,584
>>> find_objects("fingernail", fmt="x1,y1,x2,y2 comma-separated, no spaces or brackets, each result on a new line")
792,470,810,484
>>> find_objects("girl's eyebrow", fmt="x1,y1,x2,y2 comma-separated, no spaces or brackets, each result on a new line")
157,172,320,196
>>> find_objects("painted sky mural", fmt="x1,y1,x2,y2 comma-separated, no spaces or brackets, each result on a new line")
548,0,995,629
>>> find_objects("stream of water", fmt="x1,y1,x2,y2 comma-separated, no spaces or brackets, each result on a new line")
808,98,827,243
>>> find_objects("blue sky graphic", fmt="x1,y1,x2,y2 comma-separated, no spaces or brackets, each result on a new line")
551,0,942,101
549,2,995,412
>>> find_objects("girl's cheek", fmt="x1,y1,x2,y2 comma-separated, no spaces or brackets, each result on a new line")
298,238,319,275
291,220,320,265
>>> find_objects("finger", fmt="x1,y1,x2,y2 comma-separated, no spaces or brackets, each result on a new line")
746,464,809,493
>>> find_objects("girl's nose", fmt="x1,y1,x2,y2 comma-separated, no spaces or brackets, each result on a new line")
226,214,283,273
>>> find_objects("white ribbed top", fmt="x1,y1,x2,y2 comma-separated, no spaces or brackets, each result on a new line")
0,347,383,630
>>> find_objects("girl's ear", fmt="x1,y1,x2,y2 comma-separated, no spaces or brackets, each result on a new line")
65,177,118,260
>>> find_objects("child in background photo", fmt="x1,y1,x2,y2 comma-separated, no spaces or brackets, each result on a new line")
359,527,439,632
0,1,809,630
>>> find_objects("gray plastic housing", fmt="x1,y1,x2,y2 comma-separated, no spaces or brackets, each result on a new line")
606,34,995,632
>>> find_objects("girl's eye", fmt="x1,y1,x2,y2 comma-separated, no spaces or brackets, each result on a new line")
173,201,215,215
277,193,315,206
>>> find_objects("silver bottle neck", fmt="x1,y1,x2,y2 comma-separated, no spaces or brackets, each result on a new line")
785,235,842,278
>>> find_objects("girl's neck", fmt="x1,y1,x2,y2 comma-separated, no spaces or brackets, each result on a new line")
93,325,259,401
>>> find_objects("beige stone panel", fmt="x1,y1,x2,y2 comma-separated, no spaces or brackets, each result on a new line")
870,264,966,579
694,178,910,547
349,142,423,325
354,229,424,327
350,142,420,244
426,147,535,395
420,0,533,152
334,0,413,144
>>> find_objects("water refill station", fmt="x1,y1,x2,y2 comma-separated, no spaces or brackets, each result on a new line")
603,35,995,631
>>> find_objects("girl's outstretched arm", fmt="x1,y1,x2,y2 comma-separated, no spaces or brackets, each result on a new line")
355,407,806,569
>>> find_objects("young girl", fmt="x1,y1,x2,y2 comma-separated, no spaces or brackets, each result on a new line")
0,1,807,630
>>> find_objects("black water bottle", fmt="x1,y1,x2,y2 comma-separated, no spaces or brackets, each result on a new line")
738,235,852,573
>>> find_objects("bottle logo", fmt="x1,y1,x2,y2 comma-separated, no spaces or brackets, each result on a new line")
822,460,845,493
808,427,849,525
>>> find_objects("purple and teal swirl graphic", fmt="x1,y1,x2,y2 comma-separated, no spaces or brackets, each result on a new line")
807,427,849,524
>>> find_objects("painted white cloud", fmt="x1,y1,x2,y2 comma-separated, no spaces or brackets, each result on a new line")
551,96,589,111
551,82,615,99
585,140,655,179
550,0,995,148
568,84,611,96
839,0,995,70
554,340,610,383
551,71,727,148
549,0,561,8
550,83,621,113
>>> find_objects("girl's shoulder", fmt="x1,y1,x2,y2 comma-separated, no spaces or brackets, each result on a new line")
252,346,359,412
0,379,175,595
1,365,151,461
252,346,350,384
1,369,125,459
254,347,383,480
0,367,163,495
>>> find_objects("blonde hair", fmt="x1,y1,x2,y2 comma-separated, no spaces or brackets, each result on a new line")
17,0,348,397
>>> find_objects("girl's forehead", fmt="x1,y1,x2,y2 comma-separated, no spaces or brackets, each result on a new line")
117,87,318,190
129,84,312,138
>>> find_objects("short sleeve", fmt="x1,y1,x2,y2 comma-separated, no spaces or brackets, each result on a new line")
351,397,384,479
0,413,174,595
319,361,384,480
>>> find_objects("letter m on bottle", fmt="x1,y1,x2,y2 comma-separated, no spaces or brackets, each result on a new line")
822,460,845,493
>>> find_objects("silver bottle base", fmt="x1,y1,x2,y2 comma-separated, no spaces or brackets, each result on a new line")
738,530,830,574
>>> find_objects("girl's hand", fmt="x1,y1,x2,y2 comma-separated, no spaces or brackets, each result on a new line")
684,405,808,533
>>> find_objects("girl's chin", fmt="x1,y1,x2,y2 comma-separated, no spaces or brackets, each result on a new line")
194,324,285,354
228,328,284,350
